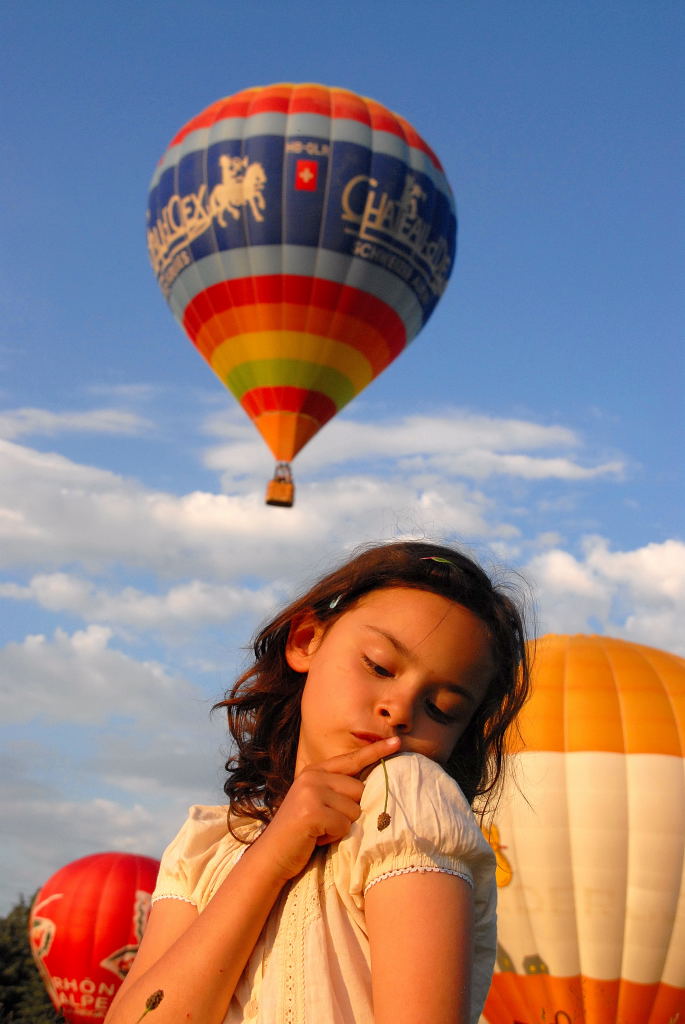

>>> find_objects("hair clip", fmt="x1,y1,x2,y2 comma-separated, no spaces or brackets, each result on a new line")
329,594,343,610
420,556,455,566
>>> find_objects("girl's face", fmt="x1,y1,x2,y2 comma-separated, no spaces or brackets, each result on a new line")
286,587,495,775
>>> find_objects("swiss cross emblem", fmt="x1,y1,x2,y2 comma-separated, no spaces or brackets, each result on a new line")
295,159,318,191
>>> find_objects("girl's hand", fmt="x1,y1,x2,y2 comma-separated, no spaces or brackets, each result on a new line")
256,736,400,882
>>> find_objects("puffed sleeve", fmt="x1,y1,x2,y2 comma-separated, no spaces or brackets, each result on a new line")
151,805,246,910
338,752,495,896
334,752,497,1017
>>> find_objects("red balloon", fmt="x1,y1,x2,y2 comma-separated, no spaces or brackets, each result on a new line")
28,851,159,1022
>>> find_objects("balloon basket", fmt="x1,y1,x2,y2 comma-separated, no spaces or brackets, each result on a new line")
265,463,295,507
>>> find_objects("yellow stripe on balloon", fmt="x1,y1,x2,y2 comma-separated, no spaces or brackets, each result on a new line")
194,304,394,374
210,331,375,395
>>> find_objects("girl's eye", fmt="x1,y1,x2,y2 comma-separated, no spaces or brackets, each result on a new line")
426,700,459,725
362,655,393,678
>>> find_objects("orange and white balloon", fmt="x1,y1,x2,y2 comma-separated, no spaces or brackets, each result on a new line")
482,634,685,1024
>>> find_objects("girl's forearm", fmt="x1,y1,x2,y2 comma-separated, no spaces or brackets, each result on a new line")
105,837,287,1024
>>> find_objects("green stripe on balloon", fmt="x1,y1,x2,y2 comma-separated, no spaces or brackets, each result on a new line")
225,360,355,407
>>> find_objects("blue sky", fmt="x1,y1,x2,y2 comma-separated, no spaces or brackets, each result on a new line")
0,0,682,912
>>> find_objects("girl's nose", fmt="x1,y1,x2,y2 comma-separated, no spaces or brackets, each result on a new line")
377,699,413,733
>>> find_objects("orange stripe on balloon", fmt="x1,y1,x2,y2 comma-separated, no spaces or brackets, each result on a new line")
167,87,288,144
244,83,293,115
240,381,336,462
193,305,394,376
563,634,626,754
485,972,683,1024
510,635,685,756
611,641,684,757
330,89,372,126
252,411,321,462
479,982,508,1024
183,277,407,360
240,388,335,460
485,969,564,1024
289,83,333,116
166,84,444,169
309,280,408,353
644,980,685,1023
507,637,568,754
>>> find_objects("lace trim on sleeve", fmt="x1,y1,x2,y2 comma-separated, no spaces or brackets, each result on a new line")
364,864,474,894
151,892,197,907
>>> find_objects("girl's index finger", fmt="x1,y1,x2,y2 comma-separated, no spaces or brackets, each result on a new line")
320,736,401,777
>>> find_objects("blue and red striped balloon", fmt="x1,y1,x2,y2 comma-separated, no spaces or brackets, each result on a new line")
147,83,456,464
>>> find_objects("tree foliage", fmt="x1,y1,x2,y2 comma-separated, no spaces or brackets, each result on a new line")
0,896,63,1023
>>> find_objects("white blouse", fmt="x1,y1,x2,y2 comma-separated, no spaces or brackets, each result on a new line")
152,752,497,1023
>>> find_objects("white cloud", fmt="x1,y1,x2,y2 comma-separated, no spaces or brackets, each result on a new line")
203,409,624,482
526,537,685,655
0,401,626,588
0,769,193,909
0,407,152,439
583,536,685,602
399,450,623,481
204,407,578,453
0,438,516,579
0,624,200,725
525,548,611,633
0,573,286,631
0,627,229,910
0,623,232,914
0,439,285,575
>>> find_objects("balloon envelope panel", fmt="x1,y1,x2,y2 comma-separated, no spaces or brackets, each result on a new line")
147,83,456,461
29,851,160,1022
483,634,685,1024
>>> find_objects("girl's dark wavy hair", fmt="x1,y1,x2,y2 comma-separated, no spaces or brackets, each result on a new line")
214,540,531,828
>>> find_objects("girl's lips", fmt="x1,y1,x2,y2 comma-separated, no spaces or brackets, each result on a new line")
352,731,385,744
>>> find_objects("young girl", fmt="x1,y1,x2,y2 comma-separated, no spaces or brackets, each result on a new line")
105,541,530,1024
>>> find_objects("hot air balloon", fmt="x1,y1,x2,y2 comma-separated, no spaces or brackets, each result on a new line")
146,83,457,506
481,634,685,1024
29,851,159,1022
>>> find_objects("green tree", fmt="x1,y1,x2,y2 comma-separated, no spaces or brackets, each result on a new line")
0,895,62,1023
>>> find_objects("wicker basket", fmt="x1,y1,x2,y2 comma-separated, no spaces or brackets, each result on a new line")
265,479,295,507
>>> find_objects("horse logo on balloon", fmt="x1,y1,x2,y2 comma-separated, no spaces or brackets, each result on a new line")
209,155,267,225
